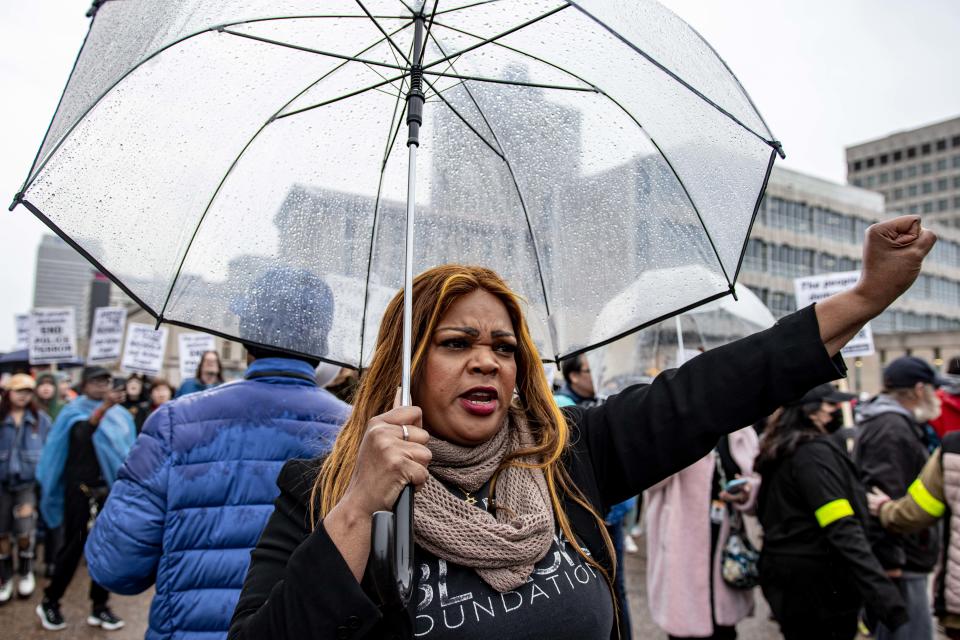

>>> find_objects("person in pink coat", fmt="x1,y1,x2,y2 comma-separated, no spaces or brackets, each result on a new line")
644,426,760,639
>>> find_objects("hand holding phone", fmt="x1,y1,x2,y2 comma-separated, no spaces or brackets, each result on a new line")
723,478,749,495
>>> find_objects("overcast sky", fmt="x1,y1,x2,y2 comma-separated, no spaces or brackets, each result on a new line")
1,0,959,350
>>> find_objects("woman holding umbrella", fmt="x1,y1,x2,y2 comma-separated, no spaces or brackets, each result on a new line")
228,217,932,640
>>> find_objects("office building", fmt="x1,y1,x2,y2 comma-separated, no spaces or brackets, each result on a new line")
32,234,95,338
846,115,960,228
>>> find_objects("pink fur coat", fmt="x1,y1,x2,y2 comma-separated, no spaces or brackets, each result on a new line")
644,427,760,637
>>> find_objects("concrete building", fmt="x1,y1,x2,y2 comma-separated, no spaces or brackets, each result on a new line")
846,115,960,228
739,166,960,394
32,234,95,338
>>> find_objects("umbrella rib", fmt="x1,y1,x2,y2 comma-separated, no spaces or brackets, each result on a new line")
417,1,442,67
360,30,416,367
157,21,413,323
220,29,408,71
566,1,780,153
422,70,593,92
684,22,779,149
429,21,734,288
276,74,409,120
19,14,412,197
420,76,504,160
424,79,467,102
16,3,101,204
18,197,161,319
434,0,503,16
356,0,412,65
425,31,553,323
731,148,777,284
421,3,570,71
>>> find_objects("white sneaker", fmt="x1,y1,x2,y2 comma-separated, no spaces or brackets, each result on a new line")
18,572,36,598
87,607,125,631
0,579,13,604
623,534,640,554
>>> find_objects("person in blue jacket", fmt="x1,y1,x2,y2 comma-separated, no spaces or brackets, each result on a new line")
84,268,350,640
174,350,224,398
36,367,136,632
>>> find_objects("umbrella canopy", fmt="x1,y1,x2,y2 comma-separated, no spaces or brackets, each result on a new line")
587,279,776,395
13,0,782,368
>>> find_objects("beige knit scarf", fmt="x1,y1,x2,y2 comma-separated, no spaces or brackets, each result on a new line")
413,410,554,592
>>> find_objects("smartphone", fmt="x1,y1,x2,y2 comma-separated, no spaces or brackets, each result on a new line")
723,478,749,495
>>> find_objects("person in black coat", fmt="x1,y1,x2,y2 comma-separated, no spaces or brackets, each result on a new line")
229,216,934,640
756,385,908,639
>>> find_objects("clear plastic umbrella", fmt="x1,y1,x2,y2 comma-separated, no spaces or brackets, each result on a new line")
11,0,783,606
587,279,776,396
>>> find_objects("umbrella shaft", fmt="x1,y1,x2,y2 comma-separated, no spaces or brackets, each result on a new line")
401,15,425,406
401,143,417,407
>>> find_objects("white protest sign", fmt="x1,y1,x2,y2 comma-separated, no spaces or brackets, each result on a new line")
14,313,31,350
178,333,216,380
28,308,77,364
87,307,127,364
121,323,169,376
794,271,875,357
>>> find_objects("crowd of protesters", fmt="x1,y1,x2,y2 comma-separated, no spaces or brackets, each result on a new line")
0,352,228,630
0,219,956,639
3,344,960,639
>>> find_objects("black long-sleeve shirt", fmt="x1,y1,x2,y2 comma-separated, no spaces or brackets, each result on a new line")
229,305,844,640
64,419,104,488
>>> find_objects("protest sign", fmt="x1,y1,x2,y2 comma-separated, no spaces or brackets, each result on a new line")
88,307,127,364
794,271,874,357
14,313,30,350
178,333,216,380
121,323,169,376
29,308,77,364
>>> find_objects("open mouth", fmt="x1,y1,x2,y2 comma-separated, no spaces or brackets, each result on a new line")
459,387,499,416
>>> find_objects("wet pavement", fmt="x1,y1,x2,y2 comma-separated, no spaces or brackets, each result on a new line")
0,535,942,639
0,557,152,640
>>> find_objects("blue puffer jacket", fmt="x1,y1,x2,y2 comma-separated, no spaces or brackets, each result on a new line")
85,358,349,640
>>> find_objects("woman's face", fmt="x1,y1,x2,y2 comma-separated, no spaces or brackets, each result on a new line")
413,289,518,446
151,385,172,406
35,381,55,401
200,352,220,382
808,401,838,432
9,388,33,410
125,377,143,398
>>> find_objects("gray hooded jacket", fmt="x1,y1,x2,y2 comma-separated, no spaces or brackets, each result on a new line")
855,394,940,572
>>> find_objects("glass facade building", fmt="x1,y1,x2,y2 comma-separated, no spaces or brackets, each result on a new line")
739,166,960,334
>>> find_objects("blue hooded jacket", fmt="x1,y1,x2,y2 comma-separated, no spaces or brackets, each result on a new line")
85,357,349,640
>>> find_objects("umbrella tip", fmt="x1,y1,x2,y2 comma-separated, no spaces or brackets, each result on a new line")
729,284,739,302
86,0,107,18
771,140,786,160
8,192,23,212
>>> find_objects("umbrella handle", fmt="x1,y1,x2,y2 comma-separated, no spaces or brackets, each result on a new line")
369,484,414,607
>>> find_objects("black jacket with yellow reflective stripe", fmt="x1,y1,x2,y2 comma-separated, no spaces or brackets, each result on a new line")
757,437,907,627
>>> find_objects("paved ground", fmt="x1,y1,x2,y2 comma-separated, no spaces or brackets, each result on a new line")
2,540,778,640
0,557,152,640
0,536,942,639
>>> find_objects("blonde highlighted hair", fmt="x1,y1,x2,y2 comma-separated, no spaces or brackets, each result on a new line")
311,265,617,606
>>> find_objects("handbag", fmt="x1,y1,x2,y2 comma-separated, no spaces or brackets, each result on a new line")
715,446,760,589
720,512,760,589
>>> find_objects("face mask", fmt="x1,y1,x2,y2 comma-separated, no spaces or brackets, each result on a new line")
824,409,844,434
